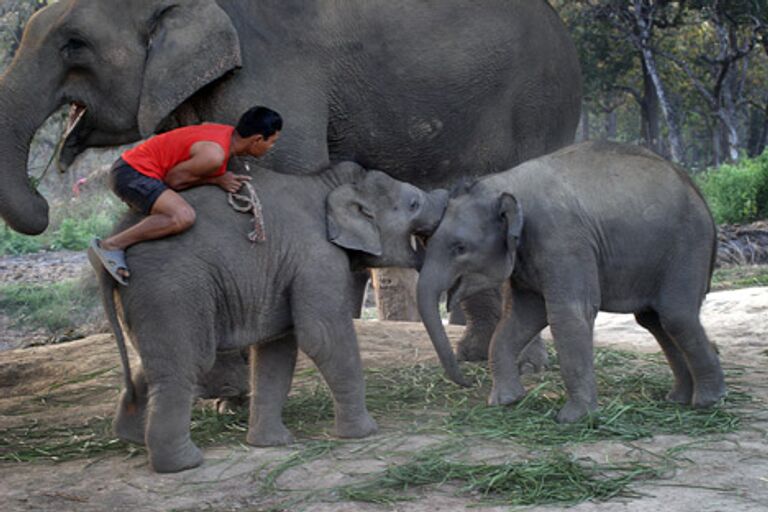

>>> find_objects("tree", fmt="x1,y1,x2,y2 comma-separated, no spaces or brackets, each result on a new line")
659,1,762,163
586,0,688,163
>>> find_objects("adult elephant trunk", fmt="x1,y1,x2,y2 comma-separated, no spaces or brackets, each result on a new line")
0,59,59,234
417,262,470,387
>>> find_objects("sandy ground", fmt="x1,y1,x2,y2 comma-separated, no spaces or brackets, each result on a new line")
0,287,767,511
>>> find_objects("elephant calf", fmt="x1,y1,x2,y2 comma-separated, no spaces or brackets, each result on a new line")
417,141,726,423
92,160,449,472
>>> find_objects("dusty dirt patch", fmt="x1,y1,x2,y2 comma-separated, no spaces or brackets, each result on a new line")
0,288,767,511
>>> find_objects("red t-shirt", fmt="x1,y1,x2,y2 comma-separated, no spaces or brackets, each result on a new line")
122,124,235,181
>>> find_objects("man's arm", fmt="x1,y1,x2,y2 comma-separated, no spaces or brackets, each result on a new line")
164,141,250,193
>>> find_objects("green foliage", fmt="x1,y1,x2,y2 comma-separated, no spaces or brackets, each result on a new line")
0,195,123,255
696,150,768,223
0,225,44,255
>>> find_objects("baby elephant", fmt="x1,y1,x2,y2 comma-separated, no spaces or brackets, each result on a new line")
92,161,449,472
417,141,726,423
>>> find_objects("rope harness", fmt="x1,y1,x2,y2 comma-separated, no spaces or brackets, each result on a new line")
227,162,267,243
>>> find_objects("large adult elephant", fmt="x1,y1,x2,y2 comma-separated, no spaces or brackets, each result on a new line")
0,0,581,355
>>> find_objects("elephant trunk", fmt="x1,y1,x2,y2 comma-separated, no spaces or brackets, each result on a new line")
0,58,60,234
417,262,470,387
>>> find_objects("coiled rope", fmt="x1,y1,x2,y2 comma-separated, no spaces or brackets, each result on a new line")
227,161,267,243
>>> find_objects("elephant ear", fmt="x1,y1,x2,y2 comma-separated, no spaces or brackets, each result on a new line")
326,184,383,256
138,0,242,136
498,193,524,257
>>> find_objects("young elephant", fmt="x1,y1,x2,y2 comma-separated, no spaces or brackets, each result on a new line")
417,141,726,423
92,160,449,472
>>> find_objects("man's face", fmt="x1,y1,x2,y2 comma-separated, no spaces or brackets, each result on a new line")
248,131,280,157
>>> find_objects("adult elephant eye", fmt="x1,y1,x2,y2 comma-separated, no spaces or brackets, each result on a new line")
409,198,420,211
61,38,89,61
451,242,467,257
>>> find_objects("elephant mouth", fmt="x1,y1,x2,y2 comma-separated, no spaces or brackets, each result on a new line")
446,276,462,312
410,234,429,269
57,102,88,171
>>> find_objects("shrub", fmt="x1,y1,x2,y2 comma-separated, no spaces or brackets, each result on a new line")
696,151,768,224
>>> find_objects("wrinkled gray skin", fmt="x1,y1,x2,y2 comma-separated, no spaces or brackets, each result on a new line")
418,141,727,423
94,161,450,473
0,0,581,366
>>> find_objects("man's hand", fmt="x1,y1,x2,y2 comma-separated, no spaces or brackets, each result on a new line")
214,172,252,193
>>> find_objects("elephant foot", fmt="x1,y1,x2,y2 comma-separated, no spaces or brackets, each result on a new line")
113,415,145,445
456,331,491,362
246,423,295,447
665,385,693,405
691,379,727,408
556,399,596,424
113,394,146,445
487,380,526,406
149,440,204,473
517,335,550,375
335,413,378,439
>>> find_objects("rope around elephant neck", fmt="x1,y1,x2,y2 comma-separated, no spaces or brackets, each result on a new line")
228,180,267,243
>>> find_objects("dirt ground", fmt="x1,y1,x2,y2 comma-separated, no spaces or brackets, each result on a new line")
1,287,767,512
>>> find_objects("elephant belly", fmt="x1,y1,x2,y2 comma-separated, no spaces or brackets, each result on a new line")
215,299,294,351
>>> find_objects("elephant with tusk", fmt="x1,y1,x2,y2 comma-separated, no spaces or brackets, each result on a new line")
0,0,581,365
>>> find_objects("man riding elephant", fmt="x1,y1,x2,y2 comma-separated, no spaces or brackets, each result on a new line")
90,106,282,284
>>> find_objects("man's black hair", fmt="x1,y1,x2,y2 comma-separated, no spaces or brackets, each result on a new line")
236,106,283,138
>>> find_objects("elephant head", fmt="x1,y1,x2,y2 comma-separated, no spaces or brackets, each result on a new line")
327,169,449,269
0,0,241,234
416,187,524,386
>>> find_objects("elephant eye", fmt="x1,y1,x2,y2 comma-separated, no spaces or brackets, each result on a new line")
451,242,468,257
61,37,90,61
409,198,420,211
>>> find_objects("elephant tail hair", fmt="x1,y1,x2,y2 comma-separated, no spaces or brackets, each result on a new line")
94,264,136,406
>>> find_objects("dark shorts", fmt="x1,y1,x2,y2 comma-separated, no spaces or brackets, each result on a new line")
109,158,168,215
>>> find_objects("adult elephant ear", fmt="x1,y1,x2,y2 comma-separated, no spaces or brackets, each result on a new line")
138,0,242,136
499,193,524,262
326,184,383,256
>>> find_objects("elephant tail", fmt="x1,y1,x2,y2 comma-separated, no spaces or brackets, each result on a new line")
89,250,136,405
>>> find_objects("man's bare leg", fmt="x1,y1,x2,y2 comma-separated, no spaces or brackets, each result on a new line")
99,190,196,279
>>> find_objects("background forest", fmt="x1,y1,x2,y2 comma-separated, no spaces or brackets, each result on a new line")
1,0,768,231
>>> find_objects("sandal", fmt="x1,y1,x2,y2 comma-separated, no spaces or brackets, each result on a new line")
88,238,129,286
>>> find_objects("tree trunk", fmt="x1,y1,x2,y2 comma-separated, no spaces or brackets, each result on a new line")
605,110,617,139
640,61,661,153
640,47,685,163
578,105,590,142
371,268,420,322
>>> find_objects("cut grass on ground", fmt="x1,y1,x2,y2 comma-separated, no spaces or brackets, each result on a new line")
0,348,753,508
0,349,748,463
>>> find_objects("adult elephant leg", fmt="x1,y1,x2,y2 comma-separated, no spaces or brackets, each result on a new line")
488,288,549,406
635,310,693,404
246,334,298,447
372,268,419,321
113,365,149,445
199,349,249,413
455,289,500,361
350,269,371,319
453,285,549,370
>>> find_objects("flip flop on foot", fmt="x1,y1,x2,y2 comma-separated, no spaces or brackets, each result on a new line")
88,238,129,286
